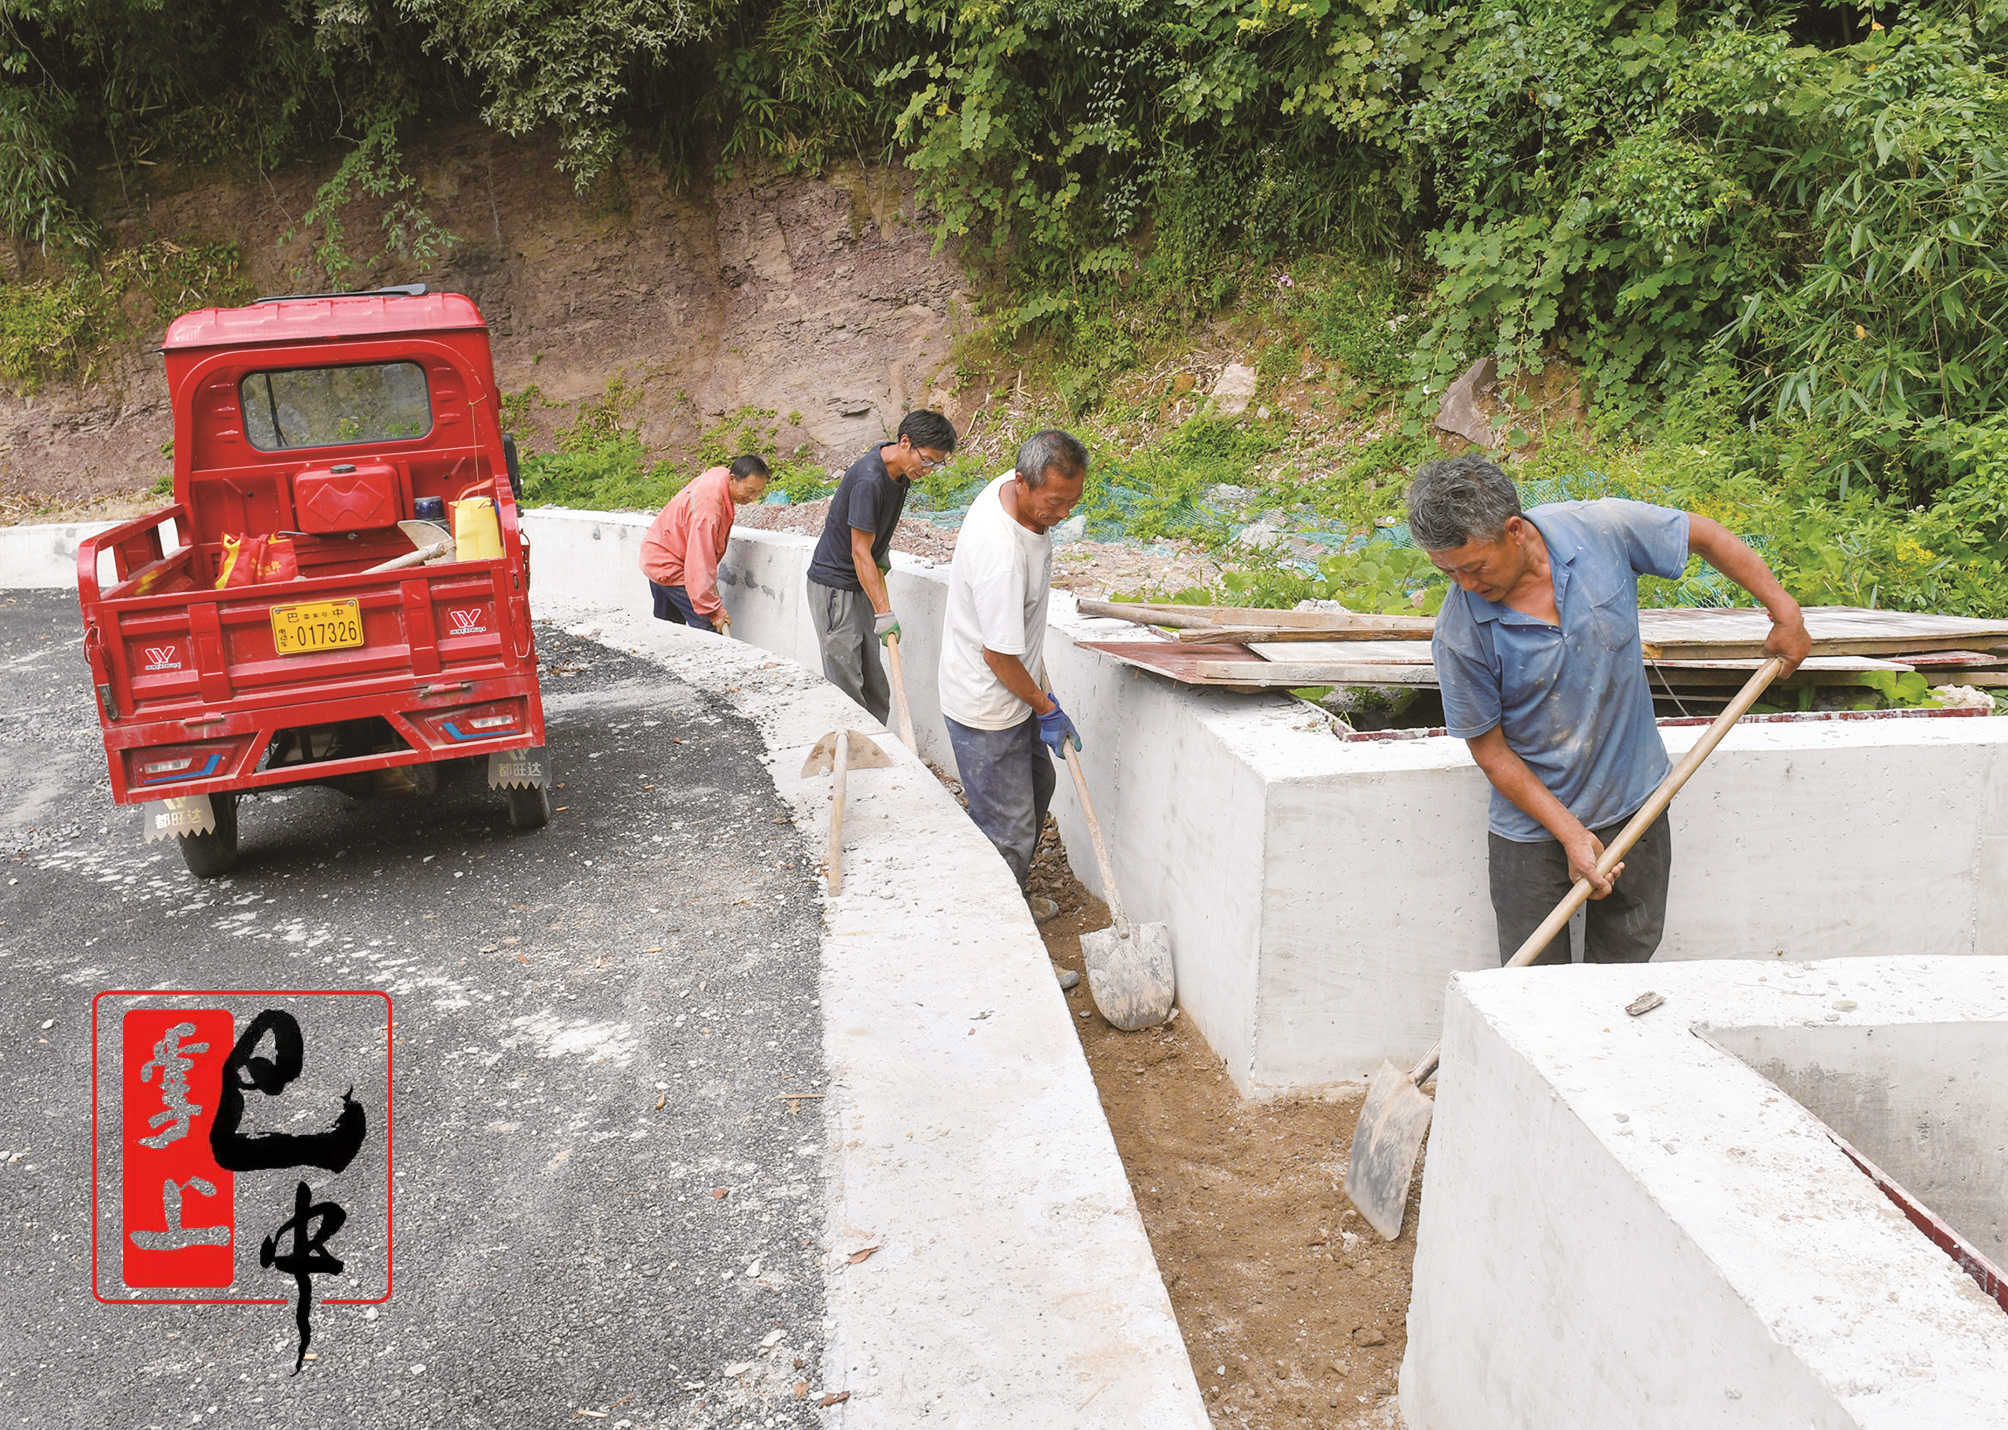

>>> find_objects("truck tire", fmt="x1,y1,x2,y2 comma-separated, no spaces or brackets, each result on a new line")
506,783,550,831
177,794,240,877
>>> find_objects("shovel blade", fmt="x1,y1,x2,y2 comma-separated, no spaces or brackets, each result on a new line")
398,519,455,561
1081,921,1174,1030
1344,1060,1435,1241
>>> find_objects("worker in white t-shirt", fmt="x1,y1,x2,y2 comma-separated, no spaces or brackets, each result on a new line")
940,430,1089,952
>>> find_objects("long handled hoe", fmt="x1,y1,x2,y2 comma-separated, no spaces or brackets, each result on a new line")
1343,657,1785,1240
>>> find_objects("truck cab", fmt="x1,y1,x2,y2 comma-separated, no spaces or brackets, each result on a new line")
76,287,549,876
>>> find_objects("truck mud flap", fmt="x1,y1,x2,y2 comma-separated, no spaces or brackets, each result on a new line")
488,745,549,790
141,794,218,842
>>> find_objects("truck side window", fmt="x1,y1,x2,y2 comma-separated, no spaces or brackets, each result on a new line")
241,362,431,451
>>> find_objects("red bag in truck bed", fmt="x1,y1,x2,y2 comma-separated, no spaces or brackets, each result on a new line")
213,533,299,588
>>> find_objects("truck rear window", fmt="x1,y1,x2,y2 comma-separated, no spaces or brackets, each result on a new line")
240,362,431,450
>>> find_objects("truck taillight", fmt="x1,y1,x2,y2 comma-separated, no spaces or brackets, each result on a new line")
124,739,245,789
411,698,528,747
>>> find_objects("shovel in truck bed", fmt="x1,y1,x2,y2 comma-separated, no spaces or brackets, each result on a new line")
362,520,458,573
1343,658,1785,1241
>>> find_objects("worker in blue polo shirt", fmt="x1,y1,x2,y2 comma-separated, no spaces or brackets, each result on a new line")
1407,455,1811,964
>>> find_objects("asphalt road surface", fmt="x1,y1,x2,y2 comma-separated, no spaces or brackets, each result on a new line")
0,588,833,1428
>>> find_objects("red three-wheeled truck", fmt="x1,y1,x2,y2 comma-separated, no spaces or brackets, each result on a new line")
75,286,551,876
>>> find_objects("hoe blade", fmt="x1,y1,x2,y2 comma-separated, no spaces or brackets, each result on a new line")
1344,1060,1435,1241
799,730,893,777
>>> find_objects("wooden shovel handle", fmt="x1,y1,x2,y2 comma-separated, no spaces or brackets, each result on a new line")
1063,744,1130,931
362,538,451,574
884,631,918,751
827,729,850,896
1407,656,1784,1086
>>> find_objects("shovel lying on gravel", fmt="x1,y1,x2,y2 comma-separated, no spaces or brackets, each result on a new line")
801,729,892,896
1343,657,1785,1241
1062,745,1174,1029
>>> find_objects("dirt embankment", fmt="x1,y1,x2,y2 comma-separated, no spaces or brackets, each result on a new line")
0,128,972,522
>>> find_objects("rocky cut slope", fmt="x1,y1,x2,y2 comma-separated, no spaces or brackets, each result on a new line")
0,126,971,519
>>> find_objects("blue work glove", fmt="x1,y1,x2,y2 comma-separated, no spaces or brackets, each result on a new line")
873,610,901,645
1036,695,1082,756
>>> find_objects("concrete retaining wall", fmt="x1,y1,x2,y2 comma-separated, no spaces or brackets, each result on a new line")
1400,956,2008,1429
521,508,2008,1096
1,519,110,588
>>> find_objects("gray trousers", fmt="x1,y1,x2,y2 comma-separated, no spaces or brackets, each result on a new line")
807,578,890,725
1488,811,1673,965
945,713,1055,891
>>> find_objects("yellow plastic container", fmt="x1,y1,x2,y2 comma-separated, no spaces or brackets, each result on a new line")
452,494,503,561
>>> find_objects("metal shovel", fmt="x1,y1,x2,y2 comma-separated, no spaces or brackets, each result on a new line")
800,728,892,896
1343,657,1785,1240
1062,745,1175,1029
362,519,457,574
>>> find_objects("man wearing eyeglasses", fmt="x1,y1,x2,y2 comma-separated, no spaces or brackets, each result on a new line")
805,409,958,723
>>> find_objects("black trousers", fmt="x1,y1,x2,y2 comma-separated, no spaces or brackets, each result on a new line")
1487,812,1673,966
648,581,716,632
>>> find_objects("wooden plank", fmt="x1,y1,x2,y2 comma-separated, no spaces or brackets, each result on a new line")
1189,659,1444,687
1074,599,1218,631
1873,649,2006,669
1078,640,1277,687
1249,640,1435,664
1642,634,2008,660
1639,606,2008,658
1119,602,1388,629
1174,620,1434,644
1649,655,1912,672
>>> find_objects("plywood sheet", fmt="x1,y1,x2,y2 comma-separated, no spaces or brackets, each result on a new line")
1638,607,2008,659
1248,640,1435,664
1079,641,1275,686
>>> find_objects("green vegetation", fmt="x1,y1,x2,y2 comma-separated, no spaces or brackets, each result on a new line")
3,1,2005,628
515,382,828,511
692,407,832,503
0,240,246,390
515,378,683,512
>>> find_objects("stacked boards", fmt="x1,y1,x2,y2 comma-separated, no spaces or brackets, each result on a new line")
1077,601,2008,709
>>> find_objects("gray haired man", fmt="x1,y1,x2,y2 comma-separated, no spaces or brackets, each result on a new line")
939,431,1089,942
1409,455,1810,964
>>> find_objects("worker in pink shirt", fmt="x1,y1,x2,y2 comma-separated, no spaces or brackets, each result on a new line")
640,455,770,634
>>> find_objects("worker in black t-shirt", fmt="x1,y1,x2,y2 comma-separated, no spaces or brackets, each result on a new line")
804,410,957,722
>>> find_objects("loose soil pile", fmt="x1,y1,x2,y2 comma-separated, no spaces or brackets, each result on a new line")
735,497,1226,602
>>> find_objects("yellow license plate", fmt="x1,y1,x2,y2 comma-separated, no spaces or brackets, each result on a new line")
270,598,364,655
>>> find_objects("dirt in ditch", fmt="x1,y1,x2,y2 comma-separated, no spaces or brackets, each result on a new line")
1027,823,1418,1430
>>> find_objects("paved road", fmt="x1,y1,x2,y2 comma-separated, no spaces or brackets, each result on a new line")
0,588,833,1428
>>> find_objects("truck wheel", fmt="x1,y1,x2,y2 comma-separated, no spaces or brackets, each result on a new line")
178,794,240,878
506,784,550,831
